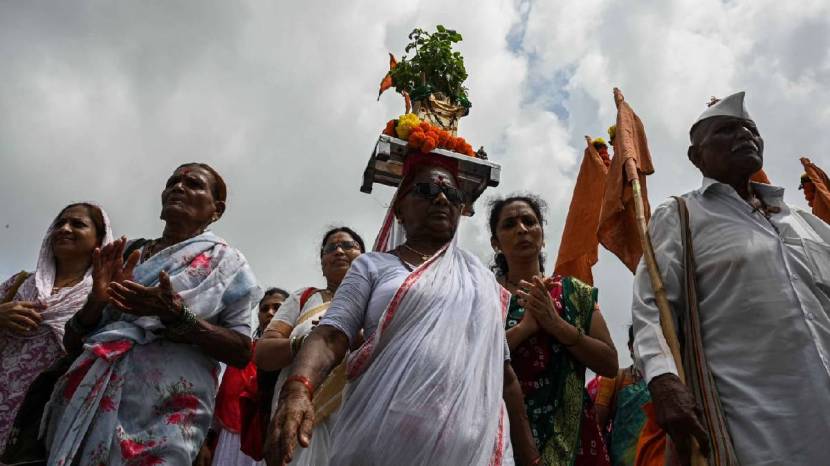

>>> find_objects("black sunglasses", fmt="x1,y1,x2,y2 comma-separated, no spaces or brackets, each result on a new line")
321,240,361,255
406,182,465,205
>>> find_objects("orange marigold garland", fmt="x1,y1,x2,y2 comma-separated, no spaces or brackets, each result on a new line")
383,116,476,157
383,119,397,137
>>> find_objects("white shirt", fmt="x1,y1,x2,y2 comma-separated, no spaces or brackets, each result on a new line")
632,177,830,466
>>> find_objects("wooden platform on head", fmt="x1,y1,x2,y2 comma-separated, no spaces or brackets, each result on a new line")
360,134,501,216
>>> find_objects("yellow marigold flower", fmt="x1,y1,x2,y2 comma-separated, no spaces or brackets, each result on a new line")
396,113,421,139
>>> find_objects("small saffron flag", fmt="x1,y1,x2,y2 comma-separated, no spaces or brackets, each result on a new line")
554,136,609,284
597,88,655,272
800,157,830,224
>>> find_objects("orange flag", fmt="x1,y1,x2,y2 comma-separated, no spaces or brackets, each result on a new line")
377,53,398,100
800,157,830,223
554,136,609,284
598,88,655,272
751,169,771,184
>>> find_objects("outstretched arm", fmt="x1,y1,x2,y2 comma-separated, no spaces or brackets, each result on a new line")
264,324,349,466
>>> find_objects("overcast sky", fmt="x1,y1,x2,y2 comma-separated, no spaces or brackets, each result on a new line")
2,0,828,364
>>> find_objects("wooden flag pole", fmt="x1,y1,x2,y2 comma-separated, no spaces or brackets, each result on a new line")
626,158,706,465
626,159,685,381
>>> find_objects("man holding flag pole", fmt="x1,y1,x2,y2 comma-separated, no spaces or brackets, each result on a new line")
628,90,830,465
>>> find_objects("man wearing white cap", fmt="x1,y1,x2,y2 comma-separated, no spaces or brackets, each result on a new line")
631,92,830,465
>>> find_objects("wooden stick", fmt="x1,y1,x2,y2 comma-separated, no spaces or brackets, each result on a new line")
629,174,686,382
627,159,705,465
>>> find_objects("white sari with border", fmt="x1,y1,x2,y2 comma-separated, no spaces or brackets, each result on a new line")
327,216,513,466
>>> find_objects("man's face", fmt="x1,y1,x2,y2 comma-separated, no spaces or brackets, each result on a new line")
690,116,764,181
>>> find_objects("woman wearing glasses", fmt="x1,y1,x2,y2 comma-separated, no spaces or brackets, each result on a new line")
265,153,540,466
254,227,365,466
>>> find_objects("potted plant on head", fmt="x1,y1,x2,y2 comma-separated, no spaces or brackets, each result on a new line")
378,25,471,135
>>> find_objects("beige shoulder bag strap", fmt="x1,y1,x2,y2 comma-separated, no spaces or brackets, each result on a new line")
673,196,739,466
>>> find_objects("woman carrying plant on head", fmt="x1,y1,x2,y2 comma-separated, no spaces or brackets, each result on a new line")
40,163,262,465
489,194,618,466
254,227,365,466
265,153,539,466
0,203,113,454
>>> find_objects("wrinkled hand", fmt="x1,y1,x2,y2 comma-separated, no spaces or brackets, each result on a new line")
264,387,315,466
649,373,710,465
515,276,561,335
0,301,45,334
108,271,182,323
90,237,140,303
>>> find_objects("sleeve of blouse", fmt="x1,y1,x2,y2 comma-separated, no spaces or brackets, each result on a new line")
218,301,254,336
271,291,302,327
318,254,375,345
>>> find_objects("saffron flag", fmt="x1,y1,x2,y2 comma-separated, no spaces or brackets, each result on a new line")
554,136,609,284
800,157,830,224
598,88,655,272
377,53,398,99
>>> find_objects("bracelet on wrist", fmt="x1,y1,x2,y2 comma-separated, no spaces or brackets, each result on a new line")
283,375,315,400
529,455,543,466
164,303,197,337
290,334,306,356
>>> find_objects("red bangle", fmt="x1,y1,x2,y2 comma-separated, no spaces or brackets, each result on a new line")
529,456,543,466
284,375,315,400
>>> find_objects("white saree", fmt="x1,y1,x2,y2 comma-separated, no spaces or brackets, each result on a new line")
320,233,513,466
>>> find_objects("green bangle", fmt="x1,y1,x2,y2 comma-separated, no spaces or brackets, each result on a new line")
164,304,197,337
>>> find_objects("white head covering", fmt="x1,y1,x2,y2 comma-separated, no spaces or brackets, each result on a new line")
19,203,114,340
693,91,754,129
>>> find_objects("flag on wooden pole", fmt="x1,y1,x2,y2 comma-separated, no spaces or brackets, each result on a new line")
598,88,655,272
554,136,609,284
800,157,830,223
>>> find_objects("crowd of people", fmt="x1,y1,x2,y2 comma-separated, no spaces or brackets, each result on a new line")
0,90,828,466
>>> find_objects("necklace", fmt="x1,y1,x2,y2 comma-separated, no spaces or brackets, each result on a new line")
402,244,432,262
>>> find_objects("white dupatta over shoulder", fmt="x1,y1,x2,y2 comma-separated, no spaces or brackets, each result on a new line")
328,206,513,466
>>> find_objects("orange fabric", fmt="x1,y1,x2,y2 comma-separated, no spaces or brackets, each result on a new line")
750,169,771,184
378,53,398,99
598,88,655,272
554,137,609,284
801,157,830,224
635,401,669,466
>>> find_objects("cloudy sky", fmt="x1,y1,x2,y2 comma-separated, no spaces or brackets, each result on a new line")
2,0,828,361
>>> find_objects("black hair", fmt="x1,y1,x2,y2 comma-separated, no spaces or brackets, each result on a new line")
320,226,366,257
487,194,547,276
176,162,227,203
260,287,289,305
55,203,107,245
628,324,634,346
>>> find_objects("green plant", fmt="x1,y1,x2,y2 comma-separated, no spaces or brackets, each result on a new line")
389,25,471,108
